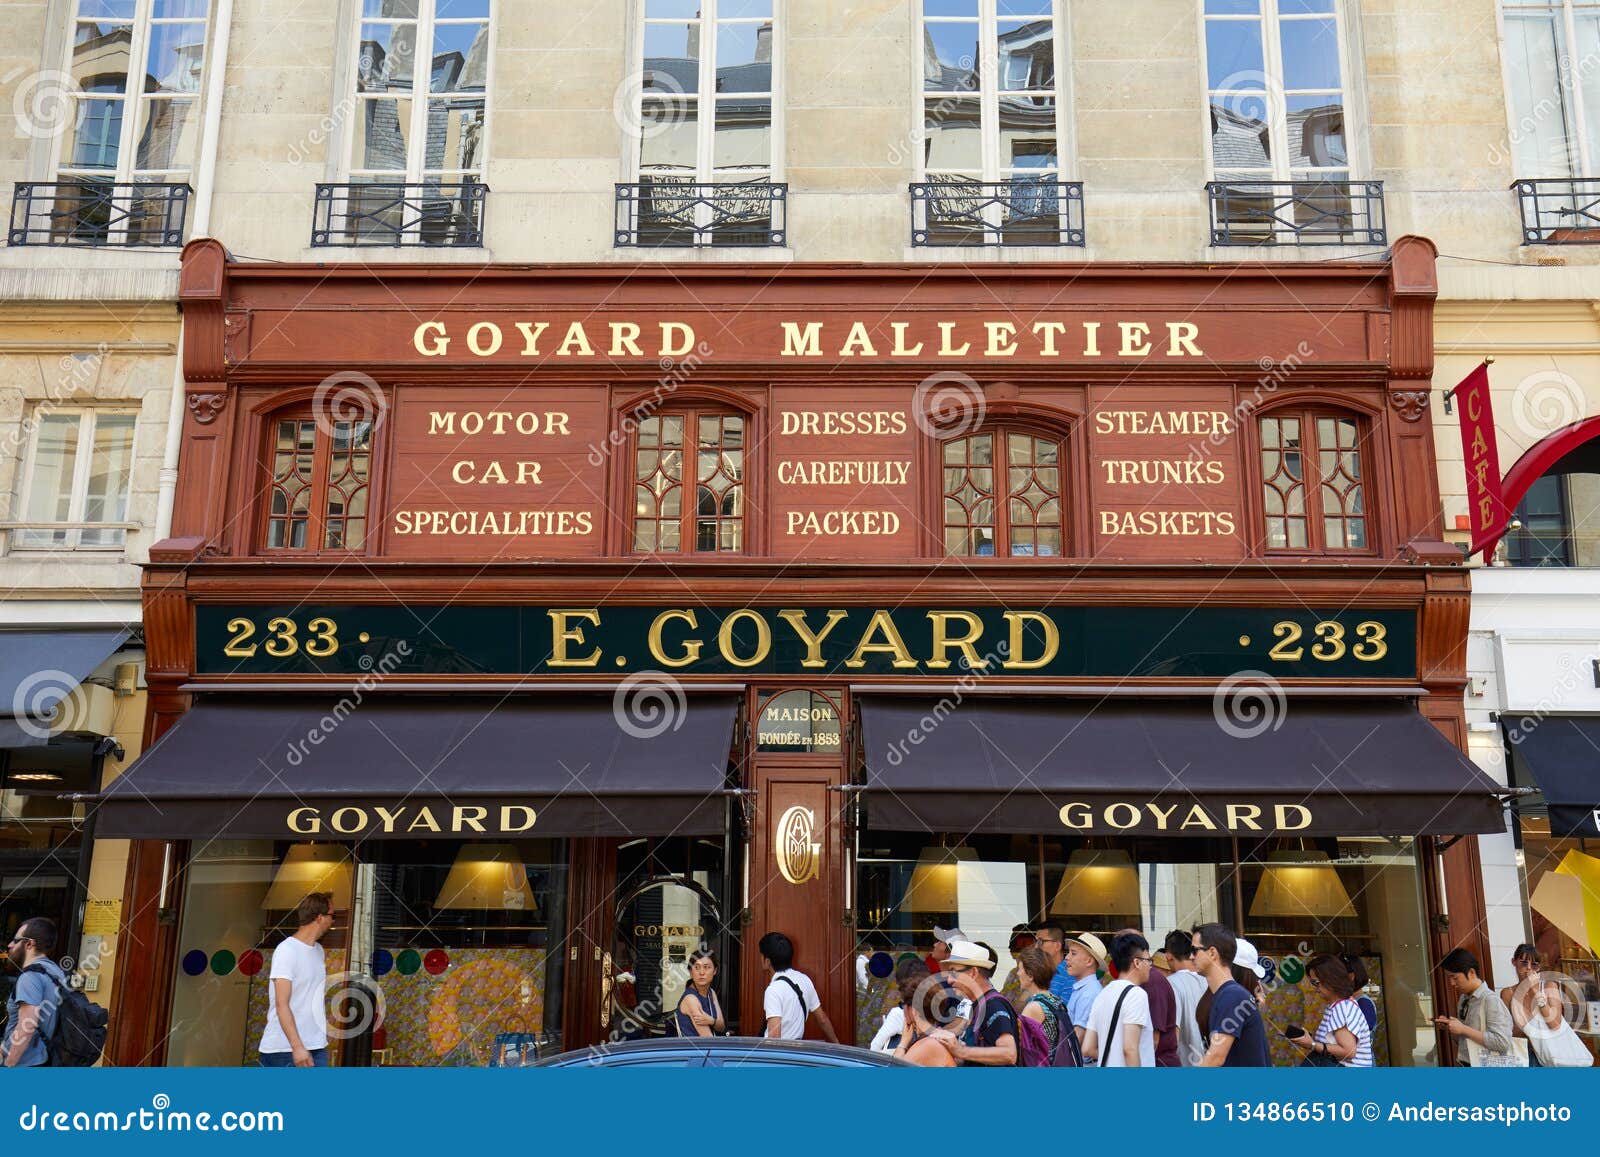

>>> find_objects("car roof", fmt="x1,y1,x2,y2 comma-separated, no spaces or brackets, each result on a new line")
537,1037,910,1069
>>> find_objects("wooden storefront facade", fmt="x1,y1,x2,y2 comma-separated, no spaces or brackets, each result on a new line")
103,235,1494,1066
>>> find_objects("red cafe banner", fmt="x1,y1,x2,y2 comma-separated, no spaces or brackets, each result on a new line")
1453,362,1508,556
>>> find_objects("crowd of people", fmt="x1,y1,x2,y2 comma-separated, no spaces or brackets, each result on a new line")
859,922,1311,1067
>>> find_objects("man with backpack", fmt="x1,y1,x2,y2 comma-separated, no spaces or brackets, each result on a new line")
4,917,67,1067
758,931,838,1042
931,940,1018,1066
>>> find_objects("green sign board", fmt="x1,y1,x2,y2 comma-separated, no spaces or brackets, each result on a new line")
195,604,1417,681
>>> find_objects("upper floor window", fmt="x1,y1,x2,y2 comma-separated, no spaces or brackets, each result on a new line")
12,409,136,550
56,0,209,185
942,428,1063,557
636,1,776,185
263,415,373,552
348,0,489,185
1258,410,1367,551
1202,0,1351,183
920,1,1062,183
1501,1,1600,177
633,410,745,553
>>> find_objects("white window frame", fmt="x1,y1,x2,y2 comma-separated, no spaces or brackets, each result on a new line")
1198,0,1360,183
342,0,493,186
11,408,139,553
1496,0,1600,177
51,0,211,206
630,0,783,184
916,1,1070,183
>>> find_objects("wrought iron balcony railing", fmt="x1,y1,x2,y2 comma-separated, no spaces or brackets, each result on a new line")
1512,178,1600,244
1206,179,1386,246
615,179,786,247
8,181,191,247
311,181,487,247
910,178,1085,247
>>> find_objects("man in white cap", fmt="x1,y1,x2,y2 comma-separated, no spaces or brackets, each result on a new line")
931,940,1018,1066
924,925,964,975
1191,923,1270,1067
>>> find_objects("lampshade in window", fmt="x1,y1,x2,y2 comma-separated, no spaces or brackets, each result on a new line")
1249,851,1356,918
902,845,978,913
434,844,538,912
261,843,353,911
1048,849,1140,917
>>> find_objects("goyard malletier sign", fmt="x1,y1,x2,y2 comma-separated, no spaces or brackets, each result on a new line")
194,604,1418,680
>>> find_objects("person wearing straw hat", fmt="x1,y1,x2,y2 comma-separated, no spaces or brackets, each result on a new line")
931,940,1018,1066
1063,932,1107,1049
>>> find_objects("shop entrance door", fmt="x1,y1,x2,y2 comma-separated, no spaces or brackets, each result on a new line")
740,689,852,1039
562,836,733,1050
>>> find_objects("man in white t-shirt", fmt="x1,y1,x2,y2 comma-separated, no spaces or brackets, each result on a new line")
258,891,336,1067
1082,932,1156,1067
1163,929,1209,1066
759,931,838,1042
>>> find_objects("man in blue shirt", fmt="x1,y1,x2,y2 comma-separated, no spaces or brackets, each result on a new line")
1064,932,1107,1048
1191,923,1270,1067
4,917,66,1067
1032,922,1076,1001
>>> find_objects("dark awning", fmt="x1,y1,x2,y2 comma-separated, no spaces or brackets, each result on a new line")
0,627,131,747
860,698,1506,837
95,695,738,840
1505,715,1600,838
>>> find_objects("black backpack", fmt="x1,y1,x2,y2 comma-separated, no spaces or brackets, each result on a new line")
22,963,108,1067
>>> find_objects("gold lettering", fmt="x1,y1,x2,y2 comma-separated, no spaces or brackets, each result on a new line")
1105,802,1141,829
1119,321,1152,357
1166,321,1203,357
1146,802,1178,830
890,322,924,356
927,611,988,671
1225,803,1263,831
984,321,1018,357
287,806,320,835
660,322,695,357
717,609,772,668
453,805,488,833
776,609,849,669
1059,802,1092,830
1032,321,1067,355
1180,804,1218,830
937,321,970,357
839,321,878,357
845,609,919,669
648,609,703,668
558,321,595,356
467,321,502,356
1274,804,1312,831
780,321,823,357
501,805,537,833
1002,611,1059,670
408,806,441,833
609,322,643,357
514,321,548,355
414,321,449,356
548,608,602,667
